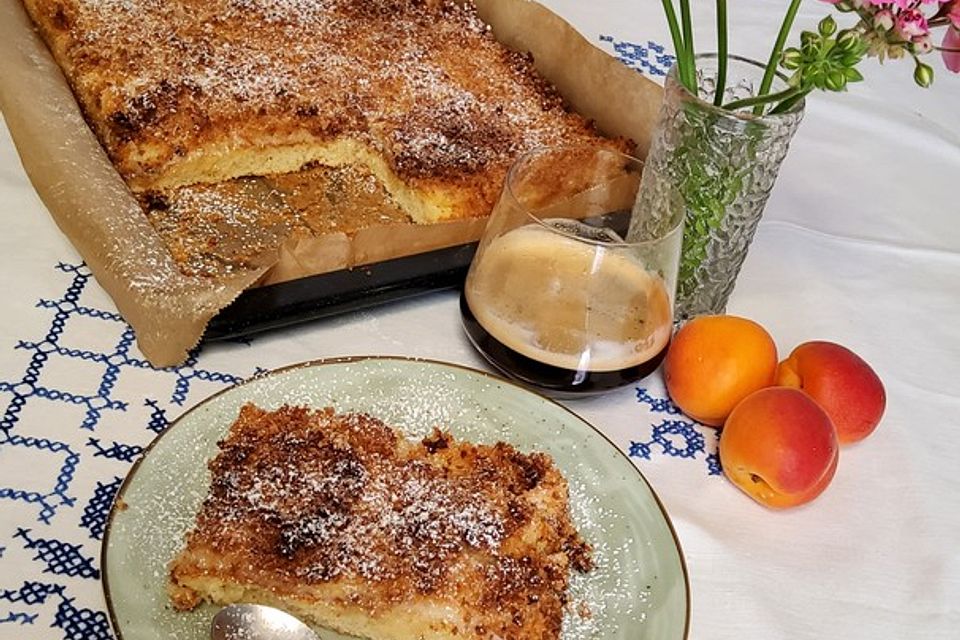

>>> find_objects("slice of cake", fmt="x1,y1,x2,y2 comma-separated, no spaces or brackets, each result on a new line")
23,0,628,223
168,404,592,640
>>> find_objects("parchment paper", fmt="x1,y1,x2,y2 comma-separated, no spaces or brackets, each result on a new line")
0,0,662,366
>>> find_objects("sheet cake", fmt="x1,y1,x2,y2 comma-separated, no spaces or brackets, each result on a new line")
168,404,592,640
23,0,627,230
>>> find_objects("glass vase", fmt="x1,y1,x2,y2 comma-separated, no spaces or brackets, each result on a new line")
630,54,805,321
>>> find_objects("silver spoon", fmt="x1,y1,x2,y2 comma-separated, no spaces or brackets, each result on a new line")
211,604,321,640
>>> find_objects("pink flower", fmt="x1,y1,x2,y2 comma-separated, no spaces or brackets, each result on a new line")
943,27,960,73
862,0,946,7
874,9,895,31
896,9,929,40
948,2,960,29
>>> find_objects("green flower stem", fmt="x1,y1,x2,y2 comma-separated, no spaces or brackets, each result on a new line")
723,86,802,112
769,87,810,114
660,0,691,91
679,0,697,91
714,0,728,106
754,0,804,115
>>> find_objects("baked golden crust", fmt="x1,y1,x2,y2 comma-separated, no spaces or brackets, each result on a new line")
168,404,591,640
23,0,627,223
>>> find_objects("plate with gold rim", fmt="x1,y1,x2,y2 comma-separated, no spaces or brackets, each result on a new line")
102,356,689,639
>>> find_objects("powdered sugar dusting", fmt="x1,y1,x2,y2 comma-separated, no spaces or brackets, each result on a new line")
210,414,509,586
37,0,611,188
106,359,684,639
562,476,651,639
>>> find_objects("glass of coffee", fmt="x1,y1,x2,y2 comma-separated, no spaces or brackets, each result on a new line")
460,145,684,398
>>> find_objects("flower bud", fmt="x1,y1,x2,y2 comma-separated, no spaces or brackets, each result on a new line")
913,61,934,88
912,35,934,55
781,48,803,70
819,16,838,38
873,9,894,32
836,29,860,52
825,69,847,91
801,32,823,58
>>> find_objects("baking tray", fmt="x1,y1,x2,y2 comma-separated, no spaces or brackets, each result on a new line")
204,209,635,342
204,242,478,341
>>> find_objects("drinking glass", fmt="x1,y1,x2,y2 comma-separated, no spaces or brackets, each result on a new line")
460,145,685,398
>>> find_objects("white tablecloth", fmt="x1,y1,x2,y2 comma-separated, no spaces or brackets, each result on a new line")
1,1,958,638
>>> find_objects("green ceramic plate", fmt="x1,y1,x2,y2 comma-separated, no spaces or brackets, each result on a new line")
103,357,689,640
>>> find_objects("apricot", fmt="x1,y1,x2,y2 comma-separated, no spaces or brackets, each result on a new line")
720,387,839,509
776,341,886,444
663,315,778,426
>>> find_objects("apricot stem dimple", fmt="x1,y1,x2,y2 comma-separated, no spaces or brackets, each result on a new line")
741,469,775,500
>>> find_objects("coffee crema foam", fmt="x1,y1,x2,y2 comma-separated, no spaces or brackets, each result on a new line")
465,224,672,372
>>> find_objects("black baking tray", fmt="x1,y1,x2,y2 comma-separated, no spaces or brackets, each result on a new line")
204,242,478,341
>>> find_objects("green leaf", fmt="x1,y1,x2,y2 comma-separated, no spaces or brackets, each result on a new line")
844,67,864,82
841,50,865,66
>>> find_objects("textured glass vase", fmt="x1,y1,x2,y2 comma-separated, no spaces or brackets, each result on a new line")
631,54,805,321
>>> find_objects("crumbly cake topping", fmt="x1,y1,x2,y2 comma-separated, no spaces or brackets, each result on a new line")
29,0,609,187
197,405,588,586
170,404,592,636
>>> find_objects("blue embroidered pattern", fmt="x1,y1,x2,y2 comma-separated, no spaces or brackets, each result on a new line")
0,263,260,524
630,387,722,475
14,529,99,580
0,581,113,639
143,399,169,434
79,478,122,541
87,438,144,463
53,596,113,640
0,263,261,638
599,35,674,76
0,582,63,628
1,611,37,626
